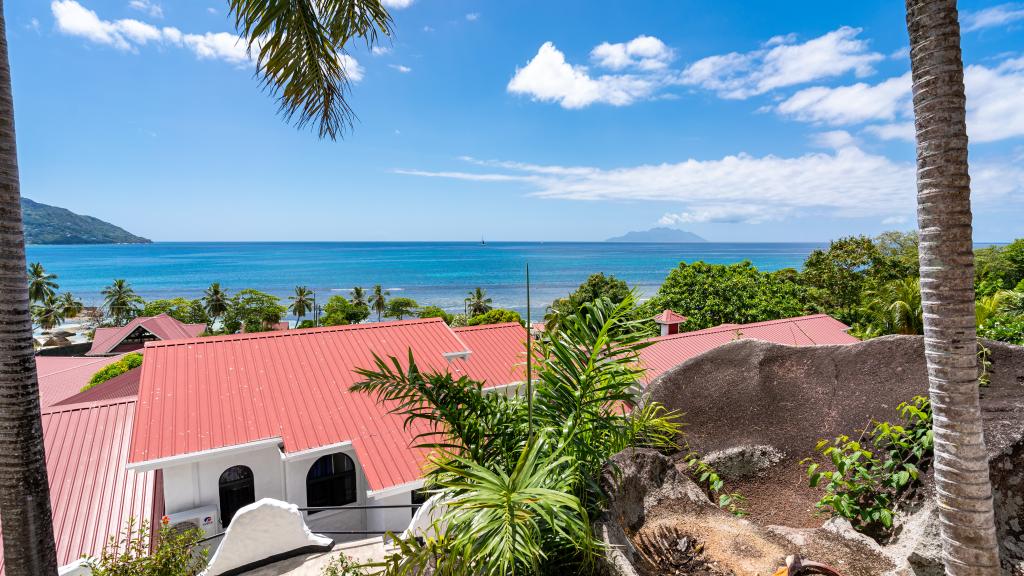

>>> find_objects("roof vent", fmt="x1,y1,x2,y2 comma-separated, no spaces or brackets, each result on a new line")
443,350,472,362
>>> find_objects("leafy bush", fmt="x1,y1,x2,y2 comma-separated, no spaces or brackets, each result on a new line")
547,273,631,330
684,453,747,517
639,261,808,330
85,518,208,576
220,289,287,334
386,297,419,320
84,353,143,392
140,298,210,325
803,396,933,538
466,308,522,326
417,305,452,324
321,295,370,326
979,314,1024,345
321,553,366,576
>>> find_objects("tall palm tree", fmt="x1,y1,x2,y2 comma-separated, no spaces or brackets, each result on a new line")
31,295,65,331
905,1,1001,572
26,262,57,303
203,282,230,326
465,287,493,317
0,2,395,573
864,277,924,335
289,285,314,326
369,284,389,322
0,3,59,573
101,279,143,326
350,286,367,307
57,292,83,320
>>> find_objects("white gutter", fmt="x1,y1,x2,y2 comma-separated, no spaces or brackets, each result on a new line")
126,437,283,472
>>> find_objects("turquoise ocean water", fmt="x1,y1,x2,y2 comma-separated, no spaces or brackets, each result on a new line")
25,242,825,319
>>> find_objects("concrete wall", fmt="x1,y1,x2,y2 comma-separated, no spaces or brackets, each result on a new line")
160,442,418,537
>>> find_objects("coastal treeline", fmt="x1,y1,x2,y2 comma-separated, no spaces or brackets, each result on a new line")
547,231,1024,346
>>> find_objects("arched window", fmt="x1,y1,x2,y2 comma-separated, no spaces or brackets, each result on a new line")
218,465,255,527
306,453,357,512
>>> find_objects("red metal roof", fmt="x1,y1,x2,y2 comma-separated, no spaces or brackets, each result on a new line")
0,398,163,574
640,314,858,380
129,318,525,492
36,353,131,409
54,367,142,407
88,314,206,356
452,323,528,386
653,309,688,325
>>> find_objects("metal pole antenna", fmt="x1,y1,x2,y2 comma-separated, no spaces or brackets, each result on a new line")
526,263,533,439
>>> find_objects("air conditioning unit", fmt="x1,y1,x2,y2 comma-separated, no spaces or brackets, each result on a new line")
165,506,219,539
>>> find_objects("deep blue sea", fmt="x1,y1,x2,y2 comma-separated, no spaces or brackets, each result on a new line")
25,242,825,319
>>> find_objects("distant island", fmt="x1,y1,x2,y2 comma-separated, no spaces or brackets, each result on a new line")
22,197,151,245
606,227,707,243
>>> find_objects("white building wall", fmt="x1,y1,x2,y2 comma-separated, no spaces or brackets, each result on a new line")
284,444,367,536
366,490,418,535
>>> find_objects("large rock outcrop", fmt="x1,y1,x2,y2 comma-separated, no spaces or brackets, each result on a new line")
616,335,1024,574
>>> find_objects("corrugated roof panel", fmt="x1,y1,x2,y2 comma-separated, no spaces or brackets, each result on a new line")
36,353,131,409
0,399,161,575
88,314,206,356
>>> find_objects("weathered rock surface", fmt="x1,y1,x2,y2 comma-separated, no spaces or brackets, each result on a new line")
596,449,894,576
625,335,1024,574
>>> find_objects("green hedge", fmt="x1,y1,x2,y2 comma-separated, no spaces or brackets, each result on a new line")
83,353,143,392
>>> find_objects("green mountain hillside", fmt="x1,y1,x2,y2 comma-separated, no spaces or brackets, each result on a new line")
21,197,151,244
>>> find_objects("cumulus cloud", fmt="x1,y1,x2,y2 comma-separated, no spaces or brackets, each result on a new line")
128,0,162,19
465,12,480,21
371,46,391,55
382,0,414,8
961,3,1024,32
679,27,883,99
389,64,411,73
507,41,658,108
591,35,674,71
52,0,364,77
398,150,1022,223
775,57,1024,143
776,73,911,125
811,130,857,150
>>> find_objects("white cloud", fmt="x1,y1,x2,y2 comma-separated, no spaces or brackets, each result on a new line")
128,0,162,19
398,150,1023,223
27,18,40,32
591,35,673,71
680,26,883,99
371,46,391,56
177,31,250,63
422,25,434,32
53,0,134,49
507,41,658,108
206,7,217,15
339,54,364,82
776,73,911,125
811,130,856,150
465,12,480,21
389,64,411,73
382,0,414,8
775,57,1024,144
962,3,1024,32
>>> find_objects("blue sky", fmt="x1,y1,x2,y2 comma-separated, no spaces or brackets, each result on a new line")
6,0,1024,242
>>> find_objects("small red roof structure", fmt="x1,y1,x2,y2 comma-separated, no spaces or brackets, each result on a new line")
652,309,689,336
35,353,133,409
640,314,858,380
0,397,163,575
129,318,528,492
88,314,206,356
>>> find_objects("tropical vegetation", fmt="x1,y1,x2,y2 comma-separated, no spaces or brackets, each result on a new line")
354,295,679,575
203,282,230,326
83,353,144,393
370,284,389,321
466,308,522,327
84,518,207,576
386,297,419,320
102,279,144,326
289,285,315,326
27,262,58,303
320,294,371,326
464,287,493,317
140,297,210,326
220,289,288,334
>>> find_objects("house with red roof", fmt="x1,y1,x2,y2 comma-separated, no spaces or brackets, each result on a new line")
87,313,206,356
122,312,856,543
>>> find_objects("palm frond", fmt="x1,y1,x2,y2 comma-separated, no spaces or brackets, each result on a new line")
228,0,393,140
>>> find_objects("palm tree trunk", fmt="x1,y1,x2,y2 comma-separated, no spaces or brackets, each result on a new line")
905,1,1001,573
0,2,59,574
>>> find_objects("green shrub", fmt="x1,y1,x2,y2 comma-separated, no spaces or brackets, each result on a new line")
417,306,452,324
684,453,747,517
466,308,522,326
85,518,208,576
979,314,1024,345
321,554,366,576
803,396,932,538
84,353,143,392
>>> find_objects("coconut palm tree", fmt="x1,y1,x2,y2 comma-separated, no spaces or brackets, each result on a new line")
1,2,396,572
864,277,924,335
203,282,230,327
101,279,143,326
369,284,389,322
905,1,1001,572
464,287,493,317
31,295,65,331
27,262,57,303
57,292,83,320
289,285,314,326
350,286,368,308
0,4,59,573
